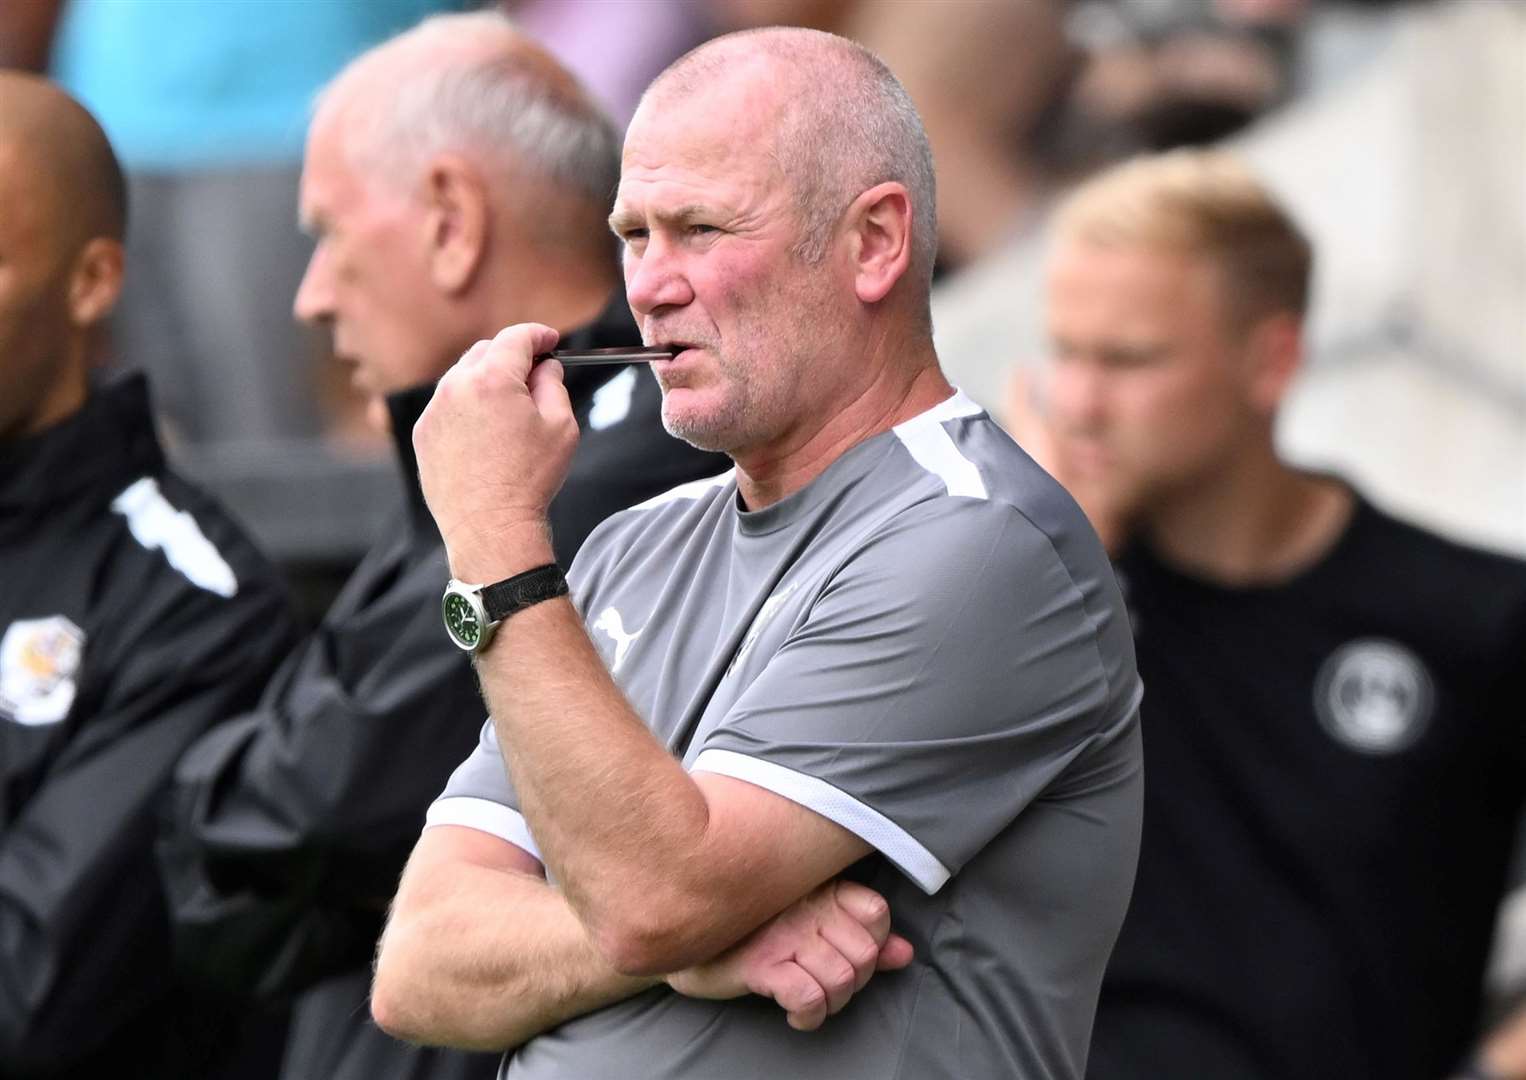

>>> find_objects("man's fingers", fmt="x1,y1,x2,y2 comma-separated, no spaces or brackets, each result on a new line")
876,933,915,971
752,961,828,1032
832,880,892,943
817,910,882,993
790,935,862,1016
484,322,559,384
527,356,575,428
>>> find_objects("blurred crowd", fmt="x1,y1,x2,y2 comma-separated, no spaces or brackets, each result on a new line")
5,0,1520,571
1,0,1523,1078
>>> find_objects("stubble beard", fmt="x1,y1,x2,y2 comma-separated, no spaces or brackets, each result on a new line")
658,359,756,453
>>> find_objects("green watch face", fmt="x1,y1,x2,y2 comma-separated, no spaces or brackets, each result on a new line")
443,591,482,648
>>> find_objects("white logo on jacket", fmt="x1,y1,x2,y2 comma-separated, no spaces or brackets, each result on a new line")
0,616,86,726
111,477,238,597
1314,638,1434,754
593,607,642,673
589,368,637,431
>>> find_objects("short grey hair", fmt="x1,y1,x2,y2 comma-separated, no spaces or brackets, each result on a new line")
646,29,938,294
323,11,620,218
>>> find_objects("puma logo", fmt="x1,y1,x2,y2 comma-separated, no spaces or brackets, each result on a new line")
593,607,642,673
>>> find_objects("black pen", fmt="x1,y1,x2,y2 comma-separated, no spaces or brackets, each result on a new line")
536,346,674,367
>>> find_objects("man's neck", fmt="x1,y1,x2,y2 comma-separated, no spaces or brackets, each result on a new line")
735,347,952,510
1141,448,1355,587
484,267,614,344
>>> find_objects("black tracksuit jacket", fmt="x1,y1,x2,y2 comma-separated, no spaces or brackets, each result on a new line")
160,305,728,1080
0,375,298,1078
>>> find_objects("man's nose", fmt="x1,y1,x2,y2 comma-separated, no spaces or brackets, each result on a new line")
292,245,333,325
1049,359,1109,431
624,238,694,317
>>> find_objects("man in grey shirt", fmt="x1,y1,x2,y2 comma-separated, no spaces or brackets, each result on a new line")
375,26,1143,1080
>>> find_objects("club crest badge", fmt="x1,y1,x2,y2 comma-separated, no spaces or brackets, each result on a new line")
1314,638,1434,755
729,583,800,676
0,616,86,726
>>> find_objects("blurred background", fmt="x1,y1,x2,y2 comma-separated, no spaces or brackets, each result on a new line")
5,0,1518,611
3,0,1522,1018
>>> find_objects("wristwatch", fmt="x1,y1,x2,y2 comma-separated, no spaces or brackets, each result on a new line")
441,563,568,653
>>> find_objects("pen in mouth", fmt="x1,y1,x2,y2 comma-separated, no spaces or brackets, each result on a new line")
536,346,675,367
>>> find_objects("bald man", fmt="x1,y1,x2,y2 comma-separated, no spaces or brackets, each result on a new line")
0,74,298,1076
156,14,728,1080
375,26,1141,1080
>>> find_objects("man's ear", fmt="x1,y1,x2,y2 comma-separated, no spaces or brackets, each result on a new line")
422,154,489,295
845,182,914,305
67,237,124,328
1241,310,1303,415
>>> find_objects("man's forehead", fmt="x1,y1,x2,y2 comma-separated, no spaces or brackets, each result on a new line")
298,106,372,216
0,139,57,237
617,96,779,193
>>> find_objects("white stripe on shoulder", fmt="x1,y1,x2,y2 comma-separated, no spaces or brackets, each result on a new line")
110,477,239,597
915,388,986,423
425,796,544,862
891,389,988,499
692,748,951,895
632,468,735,510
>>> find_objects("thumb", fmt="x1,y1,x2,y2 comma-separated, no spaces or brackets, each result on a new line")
527,355,574,424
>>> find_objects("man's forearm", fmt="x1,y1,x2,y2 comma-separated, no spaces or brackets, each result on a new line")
474,594,859,974
373,833,657,1051
475,593,738,952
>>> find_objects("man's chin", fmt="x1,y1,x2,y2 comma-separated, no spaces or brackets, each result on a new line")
661,416,728,453
365,396,392,433
660,402,734,454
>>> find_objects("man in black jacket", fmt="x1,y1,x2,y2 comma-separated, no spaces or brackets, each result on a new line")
0,73,299,1077
157,13,733,1080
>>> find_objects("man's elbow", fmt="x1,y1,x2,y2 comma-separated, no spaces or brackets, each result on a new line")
588,901,727,977
369,925,430,1044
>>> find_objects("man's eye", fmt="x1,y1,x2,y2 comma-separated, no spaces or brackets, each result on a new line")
687,224,719,236
622,228,649,243
1108,348,1164,369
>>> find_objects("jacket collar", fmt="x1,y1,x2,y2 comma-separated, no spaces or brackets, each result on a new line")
384,383,438,536
0,373,164,520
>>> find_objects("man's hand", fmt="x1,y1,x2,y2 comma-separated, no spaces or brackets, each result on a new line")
413,322,578,582
667,880,914,1031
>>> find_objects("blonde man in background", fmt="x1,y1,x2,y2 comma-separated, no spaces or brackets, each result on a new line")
1011,149,1526,1080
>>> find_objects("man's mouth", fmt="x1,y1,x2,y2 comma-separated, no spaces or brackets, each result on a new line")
332,352,373,394
651,340,701,361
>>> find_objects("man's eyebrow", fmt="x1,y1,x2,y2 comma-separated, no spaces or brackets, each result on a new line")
608,204,718,235
608,208,641,236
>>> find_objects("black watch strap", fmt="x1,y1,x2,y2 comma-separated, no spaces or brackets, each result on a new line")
480,563,568,623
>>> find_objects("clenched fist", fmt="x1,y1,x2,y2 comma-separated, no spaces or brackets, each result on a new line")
413,323,577,583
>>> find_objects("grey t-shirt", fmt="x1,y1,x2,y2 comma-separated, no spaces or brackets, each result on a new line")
429,391,1143,1080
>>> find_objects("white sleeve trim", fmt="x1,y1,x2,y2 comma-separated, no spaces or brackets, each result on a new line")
691,748,951,895
425,796,543,862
